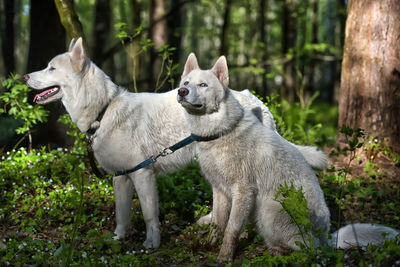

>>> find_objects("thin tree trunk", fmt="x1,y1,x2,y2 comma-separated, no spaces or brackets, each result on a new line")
219,0,233,56
338,0,400,152
54,0,86,48
127,0,141,91
149,0,167,91
306,0,318,97
92,0,111,65
259,0,268,97
1,0,16,76
282,0,297,102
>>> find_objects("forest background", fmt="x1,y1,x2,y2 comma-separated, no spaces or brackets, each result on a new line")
0,0,399,266
0,0,346,148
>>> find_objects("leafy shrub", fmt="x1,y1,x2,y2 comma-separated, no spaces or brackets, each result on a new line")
0,75,48,150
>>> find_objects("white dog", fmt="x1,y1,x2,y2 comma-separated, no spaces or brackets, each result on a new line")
177,55,399,261
24,37,329,249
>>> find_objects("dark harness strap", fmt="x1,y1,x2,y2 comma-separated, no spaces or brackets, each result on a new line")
114,133,219,177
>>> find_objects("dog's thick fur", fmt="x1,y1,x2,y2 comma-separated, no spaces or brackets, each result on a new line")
177,55,399,261
25,38,329,249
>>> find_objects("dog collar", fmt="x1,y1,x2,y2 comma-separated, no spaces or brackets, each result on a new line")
86,103,109,136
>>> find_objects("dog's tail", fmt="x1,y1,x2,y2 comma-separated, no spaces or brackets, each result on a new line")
292,144,329,170
329,223,399,249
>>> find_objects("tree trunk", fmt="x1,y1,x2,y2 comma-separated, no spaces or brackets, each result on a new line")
259,0,268,97
92,0,111,65
1,0,16,76
149,0,167,91
27,0,71,148
338,0,400,152
127,0,141,91
306,0,318,97
54,0,86,48
282,0,297,102
219,0,232,56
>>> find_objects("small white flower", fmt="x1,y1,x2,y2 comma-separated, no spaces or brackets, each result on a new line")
82,251,87,258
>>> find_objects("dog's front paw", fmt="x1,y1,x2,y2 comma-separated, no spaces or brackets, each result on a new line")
143,225,160,249
217,240,235,262
114,226,128,240
209,227,222,246
197,212,212,225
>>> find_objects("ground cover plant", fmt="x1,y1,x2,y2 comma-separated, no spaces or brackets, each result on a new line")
0,78,399,266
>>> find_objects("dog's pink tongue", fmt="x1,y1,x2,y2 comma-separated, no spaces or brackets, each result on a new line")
33,88,53,102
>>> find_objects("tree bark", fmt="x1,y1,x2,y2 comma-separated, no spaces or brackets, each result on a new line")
259,0,268,97
149,0,167,90
54,0,86,48
127,0,141,91
306,0,318,97
92,0,111,65
219,0,233,56
338,0,400,152
282,0,297,102
1,0,16,76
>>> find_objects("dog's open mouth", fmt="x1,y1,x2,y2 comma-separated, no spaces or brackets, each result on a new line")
33,86,61,104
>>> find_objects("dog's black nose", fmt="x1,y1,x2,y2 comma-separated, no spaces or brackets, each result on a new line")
178,87,189,97
23,74,29,82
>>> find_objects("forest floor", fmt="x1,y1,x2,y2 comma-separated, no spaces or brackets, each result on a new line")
0,145,400,266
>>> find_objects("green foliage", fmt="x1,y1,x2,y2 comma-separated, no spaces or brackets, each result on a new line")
157,162,211,224
274,183,315,251
58,113,86,154
0,75,48,150
257,91,337,147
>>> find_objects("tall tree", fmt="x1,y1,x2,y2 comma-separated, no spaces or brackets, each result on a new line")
338,0,400,152
127,0,141,92
282,0,297,102
92,0,111,64
27,0,70,148
54,0,86,47
259,0,268,96
1,0,16,76
219,0,233,56
149,0,167,91
306,0,318,97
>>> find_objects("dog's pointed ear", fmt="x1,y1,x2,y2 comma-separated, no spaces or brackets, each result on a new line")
68,38,76,52
182,53,199,78
211,56,229,88
70,37,86,72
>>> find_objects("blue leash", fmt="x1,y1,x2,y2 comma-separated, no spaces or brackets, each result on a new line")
114,133,218,177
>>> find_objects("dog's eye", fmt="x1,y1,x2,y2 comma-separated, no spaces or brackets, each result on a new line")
199,83,208,87
184,81,189,86
49,66,56,72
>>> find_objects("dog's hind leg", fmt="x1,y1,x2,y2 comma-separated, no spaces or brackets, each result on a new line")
131,169,160,249
113,175,134,240
254,198,304,252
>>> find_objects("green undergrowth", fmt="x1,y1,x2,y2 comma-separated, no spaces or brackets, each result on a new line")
0,139,399,266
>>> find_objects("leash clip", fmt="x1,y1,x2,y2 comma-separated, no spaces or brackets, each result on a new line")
153,148,173,161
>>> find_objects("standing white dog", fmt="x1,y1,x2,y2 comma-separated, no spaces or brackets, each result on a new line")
177,55,399,261
24,37,329,249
